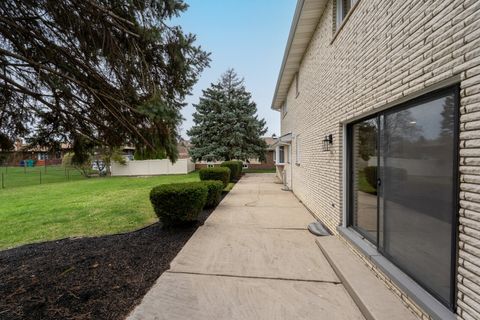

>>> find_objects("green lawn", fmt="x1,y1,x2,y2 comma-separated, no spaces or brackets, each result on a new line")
0,172,200,250
357,170,377,194
224,182,235,192
0,165,86,189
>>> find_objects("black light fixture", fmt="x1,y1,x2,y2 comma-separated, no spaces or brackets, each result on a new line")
322,134,333,151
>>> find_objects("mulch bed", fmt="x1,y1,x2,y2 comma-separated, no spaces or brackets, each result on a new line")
0,200,223,320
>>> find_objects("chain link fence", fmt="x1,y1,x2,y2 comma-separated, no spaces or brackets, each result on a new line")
0,164,86,189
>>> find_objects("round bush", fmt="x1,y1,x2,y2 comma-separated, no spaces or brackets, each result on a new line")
150,182,208,227
233,160,243,178
197,180,224,208
220,161,242,181
199,167,230,187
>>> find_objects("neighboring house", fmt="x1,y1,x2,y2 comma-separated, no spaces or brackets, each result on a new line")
177,139,192,159
272,1,479,319
6,139,136,166
7,139,72,165
194,137,276,170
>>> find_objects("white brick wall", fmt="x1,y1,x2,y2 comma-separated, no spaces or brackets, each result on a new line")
279,0,480,318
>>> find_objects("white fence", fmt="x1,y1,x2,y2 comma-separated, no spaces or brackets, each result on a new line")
111,159,195,176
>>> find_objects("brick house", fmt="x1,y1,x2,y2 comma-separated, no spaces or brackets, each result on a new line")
5,139,72,166
272,0,480,319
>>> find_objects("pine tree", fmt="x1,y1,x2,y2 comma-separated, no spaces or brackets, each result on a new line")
0,0,210,161
188,69,267,162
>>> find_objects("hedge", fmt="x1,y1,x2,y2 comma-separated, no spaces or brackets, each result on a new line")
221,161,242,181
199,167,230,187
150,182,208,227
197,180,224,208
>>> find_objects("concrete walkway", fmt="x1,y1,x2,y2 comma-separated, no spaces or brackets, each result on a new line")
127,173,365,320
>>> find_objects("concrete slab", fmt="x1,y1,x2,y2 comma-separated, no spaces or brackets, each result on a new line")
220,192,304,208
227,186,287,196
231,181,284,192
317,236,418,320
127,272,365,320
232,174,284,190
170,225,339,282
238,173,277,182
204,205,314,229
127,174,390,320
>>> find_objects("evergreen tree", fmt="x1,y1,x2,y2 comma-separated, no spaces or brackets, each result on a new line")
188,69,267,162
440,95,455,140
0,0,210,161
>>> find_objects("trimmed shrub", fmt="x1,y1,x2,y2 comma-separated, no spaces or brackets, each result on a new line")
199,167,230,187
150,182,208,227
197,180,224,208
233,160,244,177
221,161,242,181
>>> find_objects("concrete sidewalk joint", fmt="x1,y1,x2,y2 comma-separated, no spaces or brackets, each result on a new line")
165,270,343,285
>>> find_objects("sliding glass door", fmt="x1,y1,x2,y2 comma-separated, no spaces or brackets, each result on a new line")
350,117,378,244
348,86,458,308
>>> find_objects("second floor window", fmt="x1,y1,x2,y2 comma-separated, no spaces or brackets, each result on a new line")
336,0,357,30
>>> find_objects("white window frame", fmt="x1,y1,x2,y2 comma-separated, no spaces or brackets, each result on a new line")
276,145,286,165
336,0,358,30
38,152,48,161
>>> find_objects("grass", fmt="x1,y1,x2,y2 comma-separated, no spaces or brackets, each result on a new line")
357,170,377,194
0,165,86,189
224,182,235,192
0,172,200,250
243,168,276,173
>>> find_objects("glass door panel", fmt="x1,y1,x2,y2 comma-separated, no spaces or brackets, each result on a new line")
351,117,378,244
380,92,456,306
348,87,458,308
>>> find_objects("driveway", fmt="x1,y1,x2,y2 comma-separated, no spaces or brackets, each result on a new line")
127,173,364,320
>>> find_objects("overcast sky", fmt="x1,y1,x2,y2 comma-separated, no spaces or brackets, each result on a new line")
174,0,296,139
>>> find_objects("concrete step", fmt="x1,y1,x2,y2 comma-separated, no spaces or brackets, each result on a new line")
316,236,419,320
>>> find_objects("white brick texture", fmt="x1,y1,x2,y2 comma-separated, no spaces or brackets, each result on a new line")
279,0,480,319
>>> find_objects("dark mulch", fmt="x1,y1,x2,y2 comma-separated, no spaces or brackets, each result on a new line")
0,200,223,320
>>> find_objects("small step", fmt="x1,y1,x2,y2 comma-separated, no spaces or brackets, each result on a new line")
316,236,418,320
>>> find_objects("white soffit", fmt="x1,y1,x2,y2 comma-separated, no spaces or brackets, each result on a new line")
271,0,327,110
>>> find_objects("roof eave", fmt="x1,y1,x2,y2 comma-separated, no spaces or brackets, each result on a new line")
271,0,327,111
271,0,306,111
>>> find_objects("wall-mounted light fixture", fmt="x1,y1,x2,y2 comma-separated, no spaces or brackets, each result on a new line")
322,134,333,151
